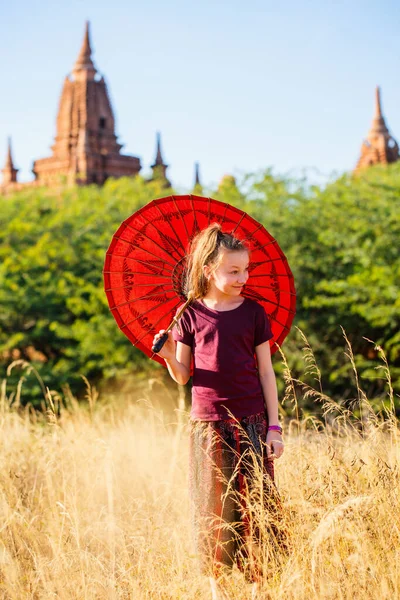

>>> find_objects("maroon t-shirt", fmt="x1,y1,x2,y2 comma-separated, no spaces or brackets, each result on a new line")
172,297,273,421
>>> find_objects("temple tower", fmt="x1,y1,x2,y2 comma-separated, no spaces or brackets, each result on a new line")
32,22,141,186
150,132,171,187
355,86,399,170
193,162,203,194
2,138,18,185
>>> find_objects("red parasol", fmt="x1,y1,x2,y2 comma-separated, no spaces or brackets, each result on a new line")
104,195,296,366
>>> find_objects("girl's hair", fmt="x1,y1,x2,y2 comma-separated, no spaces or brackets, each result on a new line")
185,223,248,299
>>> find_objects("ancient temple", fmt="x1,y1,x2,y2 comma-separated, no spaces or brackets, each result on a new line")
1,138,18,186
149,132,171,188
32,22,141,186
193,162,203,194
355,86,399,170
7,23,400,193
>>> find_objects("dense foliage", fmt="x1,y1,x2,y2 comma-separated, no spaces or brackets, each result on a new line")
1,165,399,409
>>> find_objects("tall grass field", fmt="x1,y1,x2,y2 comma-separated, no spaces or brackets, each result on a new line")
0,337,398,600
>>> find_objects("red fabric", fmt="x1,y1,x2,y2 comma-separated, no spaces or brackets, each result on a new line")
104,195,296,366
172,298,273,420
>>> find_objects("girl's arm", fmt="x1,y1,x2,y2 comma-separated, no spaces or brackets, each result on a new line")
255,341,279,423
152,330,191,385
255,341,284,459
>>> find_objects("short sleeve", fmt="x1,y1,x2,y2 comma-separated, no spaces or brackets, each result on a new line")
172,309,194,348
254,304,273,347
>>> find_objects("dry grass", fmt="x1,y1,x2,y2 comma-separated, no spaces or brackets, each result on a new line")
0,337,399,600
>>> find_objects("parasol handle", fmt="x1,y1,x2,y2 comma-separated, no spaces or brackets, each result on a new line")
151,297,193,354
152,332,169,354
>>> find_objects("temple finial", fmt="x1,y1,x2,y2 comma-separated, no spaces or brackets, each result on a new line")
153,132,164,166
375,85,382,118
2,137,19,184
150,132,171,187
194,162,201,185
193,162,203,194
73,21,96,79
79,21,92,62
5,137,14,169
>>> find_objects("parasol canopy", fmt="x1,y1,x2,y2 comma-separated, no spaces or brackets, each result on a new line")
104,195,296,366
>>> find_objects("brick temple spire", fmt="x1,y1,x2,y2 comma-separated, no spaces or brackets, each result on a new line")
375,84,382,118
193,162,203,194
194,162,201,186
152,132,166,168
150,132,171,187
72,21,96,81
32,22,141,186
355,86,399,170
2,137,18,185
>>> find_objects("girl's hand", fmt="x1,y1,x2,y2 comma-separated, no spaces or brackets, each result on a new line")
152,330,176,360
266,430,284,460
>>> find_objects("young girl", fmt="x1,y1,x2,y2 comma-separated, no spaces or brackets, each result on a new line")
152,224,284,598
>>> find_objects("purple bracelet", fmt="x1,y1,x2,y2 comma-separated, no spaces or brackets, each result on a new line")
268,425,283,434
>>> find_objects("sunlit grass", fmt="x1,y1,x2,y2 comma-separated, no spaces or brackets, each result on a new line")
0,335,398,599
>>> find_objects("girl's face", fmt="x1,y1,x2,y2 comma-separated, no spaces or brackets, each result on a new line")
204,249,250,297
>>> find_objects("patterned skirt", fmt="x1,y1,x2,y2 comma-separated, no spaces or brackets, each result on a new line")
189,411,286,581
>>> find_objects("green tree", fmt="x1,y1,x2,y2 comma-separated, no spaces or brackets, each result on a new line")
1,166,399,410
0,177,172,404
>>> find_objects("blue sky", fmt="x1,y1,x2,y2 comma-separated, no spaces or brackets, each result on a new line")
1,0,399,189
